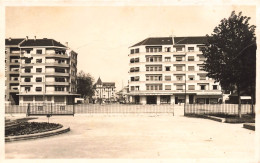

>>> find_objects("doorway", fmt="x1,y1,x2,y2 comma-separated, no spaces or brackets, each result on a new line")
147,96,157,104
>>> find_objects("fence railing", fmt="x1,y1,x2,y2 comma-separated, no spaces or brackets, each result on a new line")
5,103,174,115
5,103,74,116
185,104,254,115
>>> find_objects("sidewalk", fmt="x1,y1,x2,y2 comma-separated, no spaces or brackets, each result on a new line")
5,105,255,160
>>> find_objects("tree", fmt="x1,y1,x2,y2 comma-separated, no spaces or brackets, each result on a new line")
76,71,95,100
203,11,256,118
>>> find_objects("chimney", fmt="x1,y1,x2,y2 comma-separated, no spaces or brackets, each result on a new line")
8,37,11,41
26,36,28,41
34,36,36,41
65,42,68,47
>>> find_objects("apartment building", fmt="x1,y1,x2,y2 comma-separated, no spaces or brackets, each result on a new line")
93,77,116,103
5,37,78,105
128,36,222,105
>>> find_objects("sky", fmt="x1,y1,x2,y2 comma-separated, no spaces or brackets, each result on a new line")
5,5,256,91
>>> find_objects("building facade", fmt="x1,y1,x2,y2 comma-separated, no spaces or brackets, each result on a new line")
5,38,25,104
93,77,116,103
128,36,222,105
5,37,78,105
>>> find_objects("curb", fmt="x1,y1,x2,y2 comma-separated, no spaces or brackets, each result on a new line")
243,123,255,131
5,126,70,142
185,114,225,122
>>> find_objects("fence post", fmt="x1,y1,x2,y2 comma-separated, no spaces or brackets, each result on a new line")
73,102,75,116
27,103,30,116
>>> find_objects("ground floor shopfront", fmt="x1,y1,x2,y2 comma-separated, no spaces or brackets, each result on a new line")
18,94,78,105
129,94,222,105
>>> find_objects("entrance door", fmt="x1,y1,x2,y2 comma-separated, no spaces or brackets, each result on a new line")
135,96,140,104
147,96,156,104
206,98,210,104
175,96,178,104
189,95,194,104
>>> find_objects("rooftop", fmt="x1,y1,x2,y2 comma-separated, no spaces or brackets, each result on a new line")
130,36,208,47
20,38,66,47
5,38,24,46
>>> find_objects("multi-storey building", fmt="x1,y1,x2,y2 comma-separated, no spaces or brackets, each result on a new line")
5,37,78,105
128,36,222,105
5,38,25,104
93,77,116,103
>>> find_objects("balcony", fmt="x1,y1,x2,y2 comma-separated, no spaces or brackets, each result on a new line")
45,63,70,67
45,82,70,86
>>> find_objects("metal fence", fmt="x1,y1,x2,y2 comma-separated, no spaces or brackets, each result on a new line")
5,103,174,115
185,104,254,115
5,103,74,116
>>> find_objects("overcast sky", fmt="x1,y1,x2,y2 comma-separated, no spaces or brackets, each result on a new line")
5,6,256,91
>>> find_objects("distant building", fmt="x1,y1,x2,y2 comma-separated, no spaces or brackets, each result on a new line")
116,86,129,103
128,36,223,105
5,36,78,105
93,77,116,103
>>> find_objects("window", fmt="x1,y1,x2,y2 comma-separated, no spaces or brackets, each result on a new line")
188,85,195,90
134,67,139,72
24,78,31,82
130,49,135,54
55,68,65,73
176,76,183,81
188,56,194,61
36,87,42,92
134,76,140,81
200,75,206,80
176,66,182,71
199,56,206,61
188,47,194,52
188,66,194,71
176,57,183,61
36,49,42,54
165,57,171,62
35,96,43,101
36,59,42,63
146,84,162,90
131,77,135,81
213,85,218,90
135,48,139,53
188,75,194,80
25,59,31,64
131,86,135,91
25,87,31,92
199,47,206,51
36,68,42,72
200,85,206,90
56,59,65,64
165,66,170,71
26,50,31,54
165,47,171,52
165,76,171,81
134,58,139,63
199,65,205,70
23,96,33,101
176,85,183,90
55,86,65,91
36,77,42,82
165,85,171,90
25,68,31,73
135,86,139,91
176,47,182,52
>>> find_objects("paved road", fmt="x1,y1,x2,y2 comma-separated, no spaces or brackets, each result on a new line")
5,105,255,161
